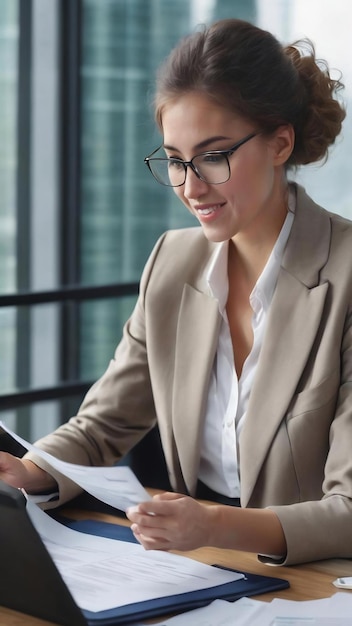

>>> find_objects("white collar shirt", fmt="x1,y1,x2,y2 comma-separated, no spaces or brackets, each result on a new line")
198,195,295,498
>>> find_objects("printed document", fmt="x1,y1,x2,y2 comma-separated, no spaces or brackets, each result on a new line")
0,421,150,511
25,496,243,613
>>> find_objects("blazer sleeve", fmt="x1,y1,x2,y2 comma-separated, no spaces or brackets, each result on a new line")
266,303,352,565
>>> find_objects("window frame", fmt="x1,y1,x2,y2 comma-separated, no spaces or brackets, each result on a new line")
0,0,139,428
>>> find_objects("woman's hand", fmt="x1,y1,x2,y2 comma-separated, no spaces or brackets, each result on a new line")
127,491,287,557
0,452,56,493
126,491,216,551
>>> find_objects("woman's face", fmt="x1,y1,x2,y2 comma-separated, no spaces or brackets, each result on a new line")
161,91,291,243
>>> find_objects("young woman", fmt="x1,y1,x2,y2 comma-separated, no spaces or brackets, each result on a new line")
0,19,350,565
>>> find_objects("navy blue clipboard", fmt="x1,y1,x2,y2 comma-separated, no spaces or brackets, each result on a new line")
55,515,290,626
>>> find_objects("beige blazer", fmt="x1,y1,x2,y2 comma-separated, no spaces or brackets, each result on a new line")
28,184,352,565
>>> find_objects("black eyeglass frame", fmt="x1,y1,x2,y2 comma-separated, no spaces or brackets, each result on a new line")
144,131,258,187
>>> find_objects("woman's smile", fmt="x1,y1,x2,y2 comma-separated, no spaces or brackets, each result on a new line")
194,202,226,219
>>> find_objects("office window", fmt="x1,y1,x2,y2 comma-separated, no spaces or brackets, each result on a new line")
0,0,62,439
0,0,18,431
0,1,18,384
1,0,351,441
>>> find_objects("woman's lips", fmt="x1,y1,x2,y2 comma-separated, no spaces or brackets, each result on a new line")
194,203,225,219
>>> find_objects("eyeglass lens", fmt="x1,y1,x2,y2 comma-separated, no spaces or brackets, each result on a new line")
150,152,230,187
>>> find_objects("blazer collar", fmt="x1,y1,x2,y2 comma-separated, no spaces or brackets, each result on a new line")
281,183,331,286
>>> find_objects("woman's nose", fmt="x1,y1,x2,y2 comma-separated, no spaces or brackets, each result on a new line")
183,166,209,199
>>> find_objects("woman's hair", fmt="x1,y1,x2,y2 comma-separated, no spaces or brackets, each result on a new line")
154,19,346,166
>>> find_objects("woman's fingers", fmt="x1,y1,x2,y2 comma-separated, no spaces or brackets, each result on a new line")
153,491,185,502
127,494,213,552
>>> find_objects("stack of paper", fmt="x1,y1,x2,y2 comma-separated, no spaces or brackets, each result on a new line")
154,594,352,625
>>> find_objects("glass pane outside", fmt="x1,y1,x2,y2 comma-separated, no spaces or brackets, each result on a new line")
0,1,18,400
0,395,85,443
80,295,137,380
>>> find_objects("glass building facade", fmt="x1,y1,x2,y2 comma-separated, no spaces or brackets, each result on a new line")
0,0,18,392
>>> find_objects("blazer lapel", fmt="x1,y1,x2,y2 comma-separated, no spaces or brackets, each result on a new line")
240,274,329,505
172,283,221,495
240,186,332,506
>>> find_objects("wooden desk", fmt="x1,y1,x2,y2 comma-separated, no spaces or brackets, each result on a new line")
2,507,352,626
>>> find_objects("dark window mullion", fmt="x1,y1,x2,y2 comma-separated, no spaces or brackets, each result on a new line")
60,0,82,421
16,0,32,438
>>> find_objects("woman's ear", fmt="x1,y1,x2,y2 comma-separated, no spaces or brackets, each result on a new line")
271,124,295,165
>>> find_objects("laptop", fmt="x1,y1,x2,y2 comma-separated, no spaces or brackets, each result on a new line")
0,480,87,626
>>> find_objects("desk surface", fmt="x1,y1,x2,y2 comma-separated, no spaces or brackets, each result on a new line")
2,507,352,625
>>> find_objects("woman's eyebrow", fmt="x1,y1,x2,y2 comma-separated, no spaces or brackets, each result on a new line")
163,136,232,152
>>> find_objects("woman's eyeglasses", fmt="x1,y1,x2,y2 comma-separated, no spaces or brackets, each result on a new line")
144,132,258,187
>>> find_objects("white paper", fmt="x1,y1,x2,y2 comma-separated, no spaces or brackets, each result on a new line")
25,496,243,613
270,596,333,618
156,597,265,625
270,593,352,619
155,593,352,626
0,421,150,511
265,617,352,626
